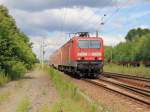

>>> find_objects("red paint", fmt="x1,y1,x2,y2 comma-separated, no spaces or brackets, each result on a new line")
49,36,104,67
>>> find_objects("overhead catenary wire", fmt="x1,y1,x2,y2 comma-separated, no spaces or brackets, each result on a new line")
68,0,109,33
61,0,130,36
90,0,129,34
78,0,130,33
59,0,70,43
60,8,67,35
68,0,120,34
91,2,120,33
69,7,105,33
101,0,130,26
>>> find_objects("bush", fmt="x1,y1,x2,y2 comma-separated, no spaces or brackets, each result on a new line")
6,61,27,80
0,71,9,86
104,64,150,78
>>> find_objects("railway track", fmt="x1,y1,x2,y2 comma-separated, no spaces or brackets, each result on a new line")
100,76,150,96
103,72,150,82
84,77,150,107
103,72,150,89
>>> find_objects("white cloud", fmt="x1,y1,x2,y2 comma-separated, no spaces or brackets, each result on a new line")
117,0,150,6
1,0,150,11
101,34,125,46
132,25,150,29
128,10,150,20
0,0,115,11
30,32,69,59
10,7,103,35
139,25,150,29
110,9,150,30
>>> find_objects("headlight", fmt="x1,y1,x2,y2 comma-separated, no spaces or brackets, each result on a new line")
92,52,102,56
77,52,87,56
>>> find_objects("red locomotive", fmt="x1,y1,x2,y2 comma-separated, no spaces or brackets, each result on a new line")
49,32,104,78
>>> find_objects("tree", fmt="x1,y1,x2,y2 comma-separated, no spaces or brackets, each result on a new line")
133,33,150,61
112,42,134,62
0,5,36,79
125,28,150,42
112,28,150,63
104,46,113,62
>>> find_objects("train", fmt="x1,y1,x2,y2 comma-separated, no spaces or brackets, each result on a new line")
49,32,104,78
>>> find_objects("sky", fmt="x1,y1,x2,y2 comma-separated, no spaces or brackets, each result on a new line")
0,0,150,59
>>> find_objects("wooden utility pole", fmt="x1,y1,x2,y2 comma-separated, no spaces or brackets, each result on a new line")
40,38,46,70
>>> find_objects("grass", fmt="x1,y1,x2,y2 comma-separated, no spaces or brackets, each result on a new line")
39,104,51,112
16,96,31,112
51,99,92,112
0,72,10,86
48,67,110,112
0,91,11,103
104,64,150,78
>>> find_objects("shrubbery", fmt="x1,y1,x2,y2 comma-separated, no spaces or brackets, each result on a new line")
5,61,27,79
104,64,150,78
0,71,9,85
0,5,36,83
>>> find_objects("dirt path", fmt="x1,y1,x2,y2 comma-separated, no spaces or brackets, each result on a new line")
0,70,58,112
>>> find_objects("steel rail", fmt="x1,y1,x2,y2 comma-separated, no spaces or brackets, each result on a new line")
98,78,150,97
84,79,150,106
103,72,150,83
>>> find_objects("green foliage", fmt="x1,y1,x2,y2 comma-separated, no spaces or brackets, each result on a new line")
16,96,31,112
48,67,79,99
125,28,150,41
0,5,36,80
0,71,9,86
5,61,27,79
105,28,150,62
39,104,51,112
104,46,113,62
51,99,86,112
133,34,150,61
113,42,134,62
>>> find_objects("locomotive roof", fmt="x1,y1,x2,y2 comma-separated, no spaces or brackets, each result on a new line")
72,36,103,40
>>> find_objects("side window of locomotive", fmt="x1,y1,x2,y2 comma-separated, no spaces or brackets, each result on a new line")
78,40,89,48
90,40,100,48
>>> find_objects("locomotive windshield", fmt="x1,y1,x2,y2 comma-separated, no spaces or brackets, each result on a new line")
78,40,100,48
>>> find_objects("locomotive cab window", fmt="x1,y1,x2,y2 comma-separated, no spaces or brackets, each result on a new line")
78,40,89,48
90,40,100,48
78,40,100,48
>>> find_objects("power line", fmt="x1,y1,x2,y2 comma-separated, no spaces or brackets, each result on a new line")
68,1,119,33
87,1,124,34
84,0,128,32
60,7,67,33
102,0,130,26
69,7,105,33
61,0,129,36
59,0,70,42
